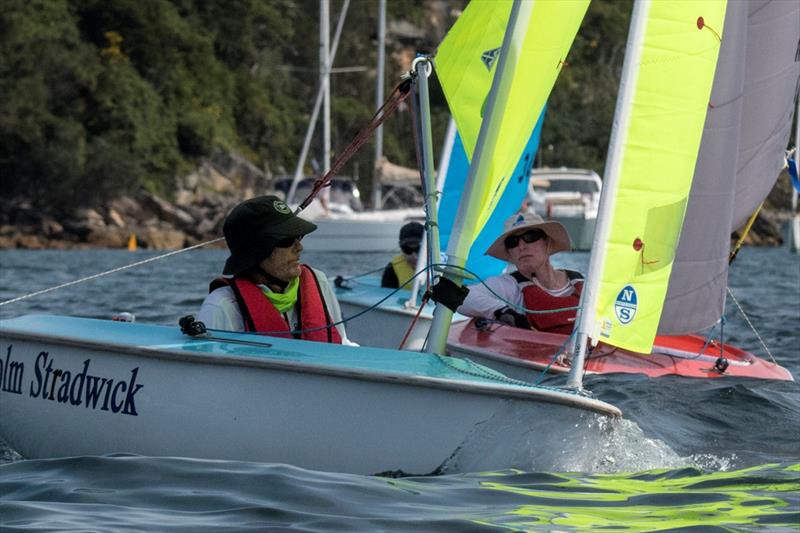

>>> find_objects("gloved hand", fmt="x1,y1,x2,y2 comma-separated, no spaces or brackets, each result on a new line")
493,307,531,329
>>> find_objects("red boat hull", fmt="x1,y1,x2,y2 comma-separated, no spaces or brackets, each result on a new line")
447,320,793,381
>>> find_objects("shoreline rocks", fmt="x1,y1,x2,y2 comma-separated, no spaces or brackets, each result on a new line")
0,152,265,251
1,163,797,251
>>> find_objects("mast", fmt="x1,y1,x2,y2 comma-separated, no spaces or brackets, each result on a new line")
414,59,442,279
372,0,386,210
407,117,457,307
321,0,332,197
425,0,530,355
286,1,350,205
793,92,799,215
321,0,331,176
567,0,649,388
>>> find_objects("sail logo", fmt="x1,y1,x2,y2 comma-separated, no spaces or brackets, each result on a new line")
481,47,500,71
614,285,637,324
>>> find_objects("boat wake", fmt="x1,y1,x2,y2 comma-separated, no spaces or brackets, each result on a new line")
441,400,733,474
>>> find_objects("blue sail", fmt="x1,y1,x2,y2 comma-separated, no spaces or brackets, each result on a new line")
437,110,545,284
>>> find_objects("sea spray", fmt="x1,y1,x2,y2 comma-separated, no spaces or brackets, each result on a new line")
441,400,725,474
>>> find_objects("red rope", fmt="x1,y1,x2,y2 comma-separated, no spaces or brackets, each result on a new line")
398,291,430,350
297,78,413,212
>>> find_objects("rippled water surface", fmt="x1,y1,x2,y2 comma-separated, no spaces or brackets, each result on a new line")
1,247,798,531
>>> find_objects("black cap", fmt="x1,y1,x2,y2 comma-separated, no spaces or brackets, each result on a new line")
222,195,317,275
399,221,424,246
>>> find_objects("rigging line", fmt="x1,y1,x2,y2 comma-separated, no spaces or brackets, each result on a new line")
534,330,578,385
337,265,387,282
296,78,412,212
726,286,777,364
220,265,437,338
397,291,430,350
0,237,225,307
427,262,581,316
729,202,763,264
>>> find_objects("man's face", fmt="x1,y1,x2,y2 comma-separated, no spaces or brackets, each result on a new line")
402,240,420,263
259,238,303,282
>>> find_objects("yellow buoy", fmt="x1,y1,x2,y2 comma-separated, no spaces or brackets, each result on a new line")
127,233,138,251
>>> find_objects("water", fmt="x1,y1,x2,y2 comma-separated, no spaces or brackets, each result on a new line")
1,247,798,531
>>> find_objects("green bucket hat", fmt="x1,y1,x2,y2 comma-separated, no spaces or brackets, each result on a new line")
222,195,317,275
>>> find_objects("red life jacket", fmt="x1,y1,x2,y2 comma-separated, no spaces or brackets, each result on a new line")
513,270,583,335
210,265,342,344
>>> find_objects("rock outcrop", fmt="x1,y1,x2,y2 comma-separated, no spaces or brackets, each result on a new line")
1,157,796,251
0,152,267,250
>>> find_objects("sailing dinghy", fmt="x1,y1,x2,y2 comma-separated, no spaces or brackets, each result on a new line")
0,0,621,475
337,0,797,382
0,315,618,475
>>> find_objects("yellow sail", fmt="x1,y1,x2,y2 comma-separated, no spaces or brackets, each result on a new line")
127,233,138,252
434,0,589,243
591,1,727,353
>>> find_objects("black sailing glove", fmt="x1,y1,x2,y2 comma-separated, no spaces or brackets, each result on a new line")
493,307,531,329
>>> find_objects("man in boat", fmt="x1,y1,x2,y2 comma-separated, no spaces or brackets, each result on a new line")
457,212,582,335
197,195,354,344
381,221,424,289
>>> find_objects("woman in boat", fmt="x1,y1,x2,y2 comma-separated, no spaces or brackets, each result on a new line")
381,221,424,289
457,212,582,335
197,195,354,344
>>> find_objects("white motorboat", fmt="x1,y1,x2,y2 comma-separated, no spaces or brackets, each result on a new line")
528,168,602,251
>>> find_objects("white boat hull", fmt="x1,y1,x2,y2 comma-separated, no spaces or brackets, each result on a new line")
551,215,596,251
338,296,452,351
0,315,619,475
301,208,424,252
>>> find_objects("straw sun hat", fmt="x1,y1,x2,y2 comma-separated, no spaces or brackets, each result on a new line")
485,212,572,262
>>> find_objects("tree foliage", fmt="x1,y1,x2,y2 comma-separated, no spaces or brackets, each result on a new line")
0,0,630,211
540,0,631,174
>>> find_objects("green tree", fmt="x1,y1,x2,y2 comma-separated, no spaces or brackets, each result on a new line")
540,0,632,174
0,0,100,208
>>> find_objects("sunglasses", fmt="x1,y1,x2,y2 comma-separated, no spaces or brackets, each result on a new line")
401,243,420,255
275,236,303,248
504,229,546,249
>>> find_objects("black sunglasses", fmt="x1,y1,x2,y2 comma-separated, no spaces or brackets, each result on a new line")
504,229,546,249
401,243,420,255
275,236,303,248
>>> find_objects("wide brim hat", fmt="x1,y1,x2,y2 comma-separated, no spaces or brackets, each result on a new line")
485,212,571,261
222,195,317,275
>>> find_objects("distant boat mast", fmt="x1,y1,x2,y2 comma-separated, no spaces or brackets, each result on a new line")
372,0,387,209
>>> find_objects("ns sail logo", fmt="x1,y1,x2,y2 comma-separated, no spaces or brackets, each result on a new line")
614,285,637,324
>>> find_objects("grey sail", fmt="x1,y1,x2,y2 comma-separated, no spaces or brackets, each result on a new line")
658,0,800,335
731,0,800,230
658,1,748,335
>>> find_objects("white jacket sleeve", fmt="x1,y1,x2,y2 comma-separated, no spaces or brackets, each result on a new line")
457,274,523,320
197,286,246,331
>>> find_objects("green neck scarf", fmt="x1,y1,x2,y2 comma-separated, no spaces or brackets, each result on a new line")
260,276,299,313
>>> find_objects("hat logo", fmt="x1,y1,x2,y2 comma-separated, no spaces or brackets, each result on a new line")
273,200,291,214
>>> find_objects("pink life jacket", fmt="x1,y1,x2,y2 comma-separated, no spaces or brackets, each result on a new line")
210,265,342,344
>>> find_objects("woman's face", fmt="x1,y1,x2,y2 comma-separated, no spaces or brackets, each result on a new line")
507,231,550,274
259,238,303,282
